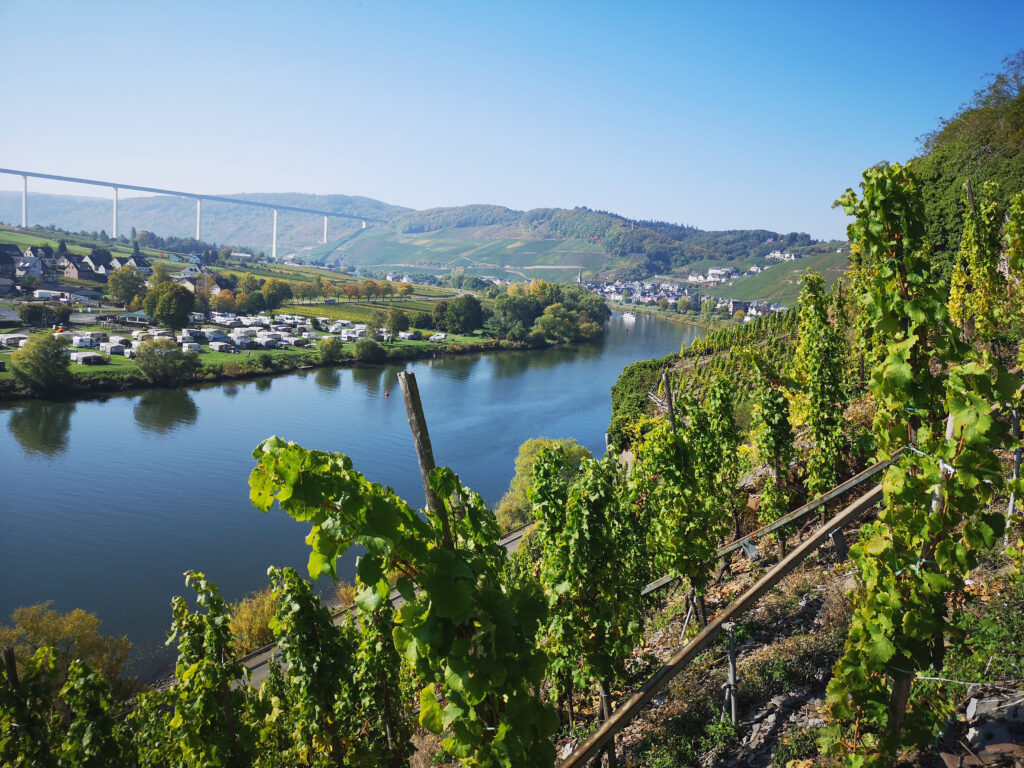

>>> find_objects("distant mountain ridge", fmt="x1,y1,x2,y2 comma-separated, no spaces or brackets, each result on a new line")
0,190,832,279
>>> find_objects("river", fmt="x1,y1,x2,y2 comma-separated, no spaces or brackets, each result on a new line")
0,313,702,679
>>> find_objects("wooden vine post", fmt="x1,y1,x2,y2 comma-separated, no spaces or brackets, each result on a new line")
398,371,452,549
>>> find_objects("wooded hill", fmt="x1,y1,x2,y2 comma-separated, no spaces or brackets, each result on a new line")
1,194,827,282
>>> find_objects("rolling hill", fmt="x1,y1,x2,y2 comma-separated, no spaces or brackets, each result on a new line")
0,190,837,281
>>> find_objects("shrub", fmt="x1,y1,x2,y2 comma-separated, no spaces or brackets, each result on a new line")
317,336,344,364
229,587,279,655
354,338,385,362
0,602,135,698
135,338,201,385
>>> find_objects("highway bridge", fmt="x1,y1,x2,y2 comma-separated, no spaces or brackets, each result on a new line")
0,167,382,259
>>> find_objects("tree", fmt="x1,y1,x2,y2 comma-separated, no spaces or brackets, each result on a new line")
108,265,147,306
397,282,414,299
495,437,591,531
149,261,171,286
17,303,70,327
342,283,361,302
56,239,68,258
317,336,345,364
239,291,266,314
260,278,292,310
533,303,574,342
132,239,141,259
491,293,542,337
10,333,71,395
431,300,449,330
211,289,236,313
135,338,200,385
143,282,195,329
386,307,409,338
445,294,483,334
0,602,133,697
367,309,388,341
238,274,262,296
294,282,317,304
353,338,385,361
360,279,378,301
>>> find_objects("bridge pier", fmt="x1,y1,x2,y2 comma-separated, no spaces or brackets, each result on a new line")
323,215,328,244
113,187,118,239
21,175,27,228
272,209,278,260
195,198,201,241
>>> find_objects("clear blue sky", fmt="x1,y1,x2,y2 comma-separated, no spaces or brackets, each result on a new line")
1,0,1022,240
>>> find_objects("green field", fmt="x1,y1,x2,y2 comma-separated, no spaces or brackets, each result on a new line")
301,227,608,282
703,250,850,305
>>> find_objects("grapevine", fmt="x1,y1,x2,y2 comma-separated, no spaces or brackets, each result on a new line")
531,448,645,736
249,438,557,767
794,271,847,499
821,163,1018,766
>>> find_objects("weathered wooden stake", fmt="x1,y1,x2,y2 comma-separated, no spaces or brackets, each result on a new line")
598,680,618,768
2,646,19,691
398,371,452,549
662,372,676,434
724,622,738,723
1009,408,1021,523
830,528,848,561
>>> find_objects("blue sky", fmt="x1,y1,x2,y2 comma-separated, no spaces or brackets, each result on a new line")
1,0,1021,240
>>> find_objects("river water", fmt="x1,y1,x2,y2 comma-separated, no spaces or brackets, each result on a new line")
1,313,701,678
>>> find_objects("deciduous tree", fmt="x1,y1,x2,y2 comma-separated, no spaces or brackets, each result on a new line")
143,282,195,329
10,333,71,395
108,265,147,306
135,338,200,384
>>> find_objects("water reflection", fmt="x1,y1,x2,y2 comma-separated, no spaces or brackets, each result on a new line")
255,377,273,393
423,354,481,382
350,364,384,394
8,400,76,456
314,367,341,391
133,389,199,434
222,382,240,398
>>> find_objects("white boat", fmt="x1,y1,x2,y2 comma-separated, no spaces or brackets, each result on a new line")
622,311,636,320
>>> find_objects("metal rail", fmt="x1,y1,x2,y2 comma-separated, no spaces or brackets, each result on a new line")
240,454,898,681
558,485,884,768
640,450,900,597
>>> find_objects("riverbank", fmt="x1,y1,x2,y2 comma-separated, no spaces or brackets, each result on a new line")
610,302,724,332
0,334,552,403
